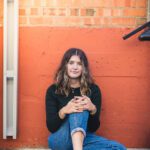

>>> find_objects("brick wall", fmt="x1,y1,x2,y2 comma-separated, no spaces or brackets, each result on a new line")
0,0,148,27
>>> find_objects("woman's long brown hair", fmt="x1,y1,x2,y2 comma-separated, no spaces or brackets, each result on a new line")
54,48,94,96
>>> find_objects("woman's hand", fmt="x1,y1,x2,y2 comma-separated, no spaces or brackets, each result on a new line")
69,95,97,114
59,96,97,119
65,96,85,114
80,95,97,115
59,96,84,119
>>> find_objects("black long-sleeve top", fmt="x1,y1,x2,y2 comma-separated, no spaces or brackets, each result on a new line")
45,83,101,133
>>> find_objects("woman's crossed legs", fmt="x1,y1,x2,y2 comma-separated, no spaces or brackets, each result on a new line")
48,111,126,150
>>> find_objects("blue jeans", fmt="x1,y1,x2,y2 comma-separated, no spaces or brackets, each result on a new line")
48,111,126,150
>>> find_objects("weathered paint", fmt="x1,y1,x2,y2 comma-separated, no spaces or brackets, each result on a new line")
0,27,150,148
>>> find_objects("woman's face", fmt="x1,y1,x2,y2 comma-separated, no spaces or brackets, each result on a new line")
67,55,83,79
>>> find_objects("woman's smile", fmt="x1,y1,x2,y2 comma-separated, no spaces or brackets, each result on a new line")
67,55,82,79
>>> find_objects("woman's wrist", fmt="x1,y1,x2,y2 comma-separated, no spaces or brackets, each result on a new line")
90,104,97,115
58,107,66,119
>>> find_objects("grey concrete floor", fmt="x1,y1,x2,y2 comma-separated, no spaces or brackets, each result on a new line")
0,148,150,150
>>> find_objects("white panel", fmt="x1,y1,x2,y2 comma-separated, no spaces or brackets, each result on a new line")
3,0,19,139
6,78,14,136
148,0,150,21
7,1,14,70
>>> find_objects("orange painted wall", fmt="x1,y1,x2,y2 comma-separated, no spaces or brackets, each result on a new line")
0,27,150,148
0,0,150,148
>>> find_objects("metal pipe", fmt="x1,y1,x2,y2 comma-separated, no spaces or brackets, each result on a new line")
123,21,150,40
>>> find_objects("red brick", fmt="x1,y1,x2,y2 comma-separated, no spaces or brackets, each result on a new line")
112,0,126,7
19,9,26,16
48,8,57,16
42,17,53,25
46,1,71,7
96,8,103,16
80,0,103,7
129,0,136,7
69,17,82,26
100,17,111,26
103,9,111,17
112,17,136,26
80,9,86,16
124,0,131,7
124,0,137,7
93,18,101,26
111,9,123,17
80,8,95,16
30,8,39,15
102,0,113,7
83,18,92,26
49,17,67,26
43,8,56,16
70,9,79,16
19,0,33,7
29,17,43,25
33,0,41,7
19,17,27,25
123,8,146,17
0,1,3,7
58,8,66,16
70,1,82,7
136,0,147,7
